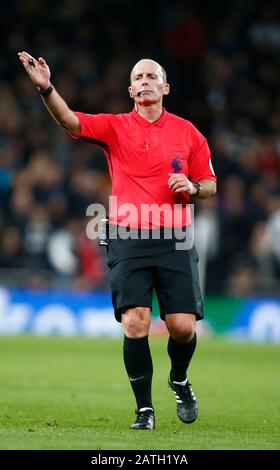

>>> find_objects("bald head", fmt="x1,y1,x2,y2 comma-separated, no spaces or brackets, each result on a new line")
130,59,167,84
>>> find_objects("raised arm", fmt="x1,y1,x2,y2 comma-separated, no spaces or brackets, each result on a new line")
17,51,80,135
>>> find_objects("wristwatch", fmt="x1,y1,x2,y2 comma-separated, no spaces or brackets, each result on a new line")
192,181,202,195
38,84,54,97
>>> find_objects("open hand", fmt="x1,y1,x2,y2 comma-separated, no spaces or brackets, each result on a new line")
18,51,51,90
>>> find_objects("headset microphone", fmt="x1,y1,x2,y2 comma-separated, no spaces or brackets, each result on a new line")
130,91,142,98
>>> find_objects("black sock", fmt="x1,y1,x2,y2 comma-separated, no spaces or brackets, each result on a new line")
123,335,153,410
168,333,197,382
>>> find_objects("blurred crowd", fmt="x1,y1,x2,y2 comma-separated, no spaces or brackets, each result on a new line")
0,0,279,296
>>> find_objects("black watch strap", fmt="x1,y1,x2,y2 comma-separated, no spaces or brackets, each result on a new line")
38,84,53,97
192,181,202,195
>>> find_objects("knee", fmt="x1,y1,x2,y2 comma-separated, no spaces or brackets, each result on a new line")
122,307,151,338
166,316,196,343
172,326,195,343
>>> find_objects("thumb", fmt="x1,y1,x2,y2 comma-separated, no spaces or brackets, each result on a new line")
38,57,46,65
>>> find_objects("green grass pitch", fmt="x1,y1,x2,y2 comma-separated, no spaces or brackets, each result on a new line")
0,335,279,450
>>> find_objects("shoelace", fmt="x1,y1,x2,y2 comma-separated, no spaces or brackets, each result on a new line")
175,382,196,403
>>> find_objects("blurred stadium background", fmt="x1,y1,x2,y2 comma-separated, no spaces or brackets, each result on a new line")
0,0,279,341
1,0,280,451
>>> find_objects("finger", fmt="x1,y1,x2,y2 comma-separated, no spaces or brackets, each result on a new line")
168,175,179,183
18,52,28,62
18,51,36,69
172,182,186,192
168,177,182,188
168,175,176,183
168,174,184,181
18,54,25,63
175,187,186,193
169,182,179,190
18,55,31,69
38,57,46,66
20,51,34,61
28,58,36,67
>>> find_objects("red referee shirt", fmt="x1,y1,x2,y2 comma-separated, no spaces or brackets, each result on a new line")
72,108,216,228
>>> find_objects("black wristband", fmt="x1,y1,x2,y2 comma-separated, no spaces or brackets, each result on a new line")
39,84,53,97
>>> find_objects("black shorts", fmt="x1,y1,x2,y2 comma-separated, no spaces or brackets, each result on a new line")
107,233,203,323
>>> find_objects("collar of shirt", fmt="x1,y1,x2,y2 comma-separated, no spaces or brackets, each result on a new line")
131,107,168,128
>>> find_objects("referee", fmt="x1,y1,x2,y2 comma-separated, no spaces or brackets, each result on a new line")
18,53,217,430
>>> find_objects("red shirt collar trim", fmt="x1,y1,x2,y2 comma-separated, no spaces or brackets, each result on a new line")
131,107,168,127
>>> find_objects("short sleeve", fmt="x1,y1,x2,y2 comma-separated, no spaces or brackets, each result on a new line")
71,112,111,144
186,122,216,182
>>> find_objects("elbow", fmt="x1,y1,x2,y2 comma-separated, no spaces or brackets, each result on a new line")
212,182,217,196
201,181,217,198
59,121,69,131
61,121,81,136
60,111,81,136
